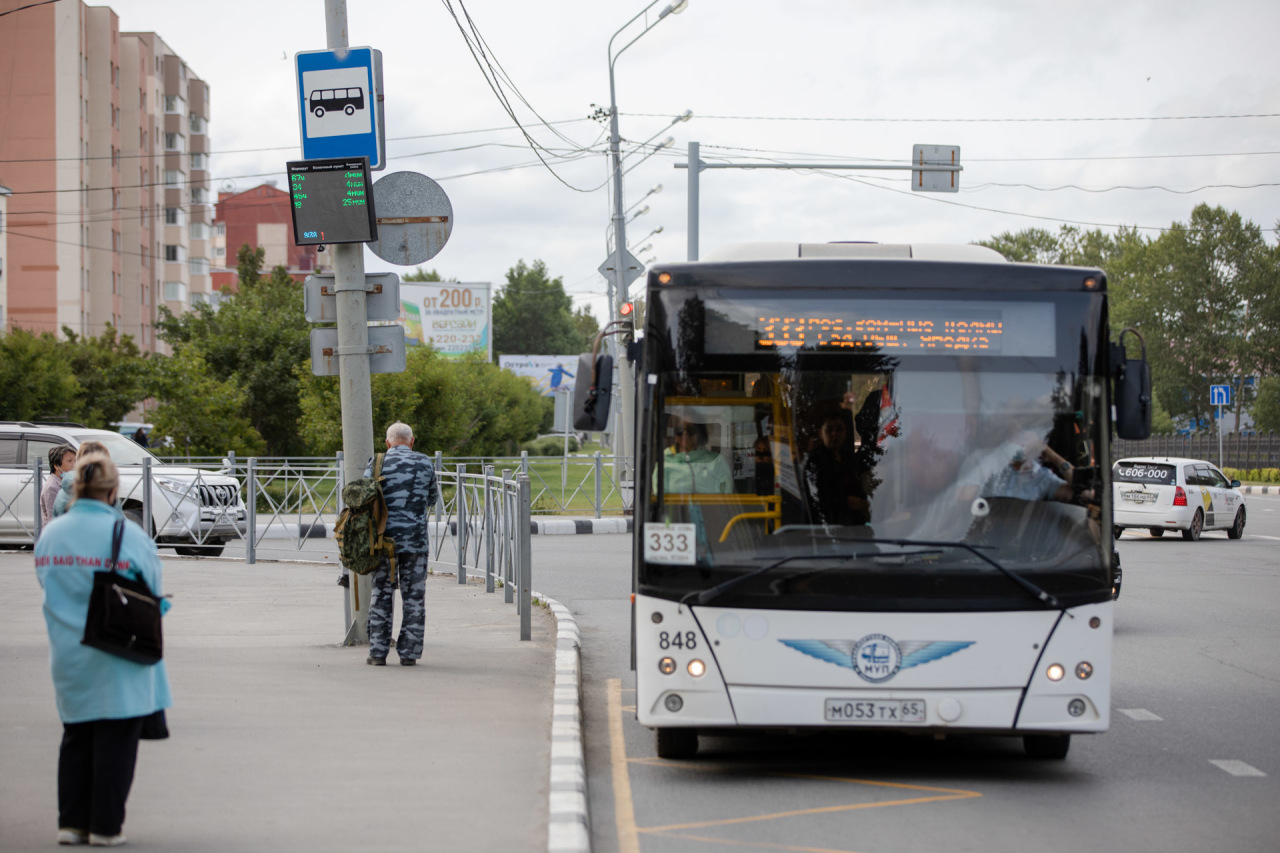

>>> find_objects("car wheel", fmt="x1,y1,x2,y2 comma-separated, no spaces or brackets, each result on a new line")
1227,507,1246,540
1112,526,1123,540
1148,527,1164,538
123,507,154,537
173,543,226,558
1024,734,1071,760
313,106,325,118
1182,509,1203,541
655,728,698,760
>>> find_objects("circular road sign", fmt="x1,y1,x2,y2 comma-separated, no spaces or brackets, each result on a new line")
367,171,453,266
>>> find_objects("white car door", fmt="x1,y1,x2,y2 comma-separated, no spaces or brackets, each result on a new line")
1192,464,1219,528
0,435,35,536
1206,465,1237,530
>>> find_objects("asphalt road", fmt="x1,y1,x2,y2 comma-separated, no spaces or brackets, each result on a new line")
531,495,1280,853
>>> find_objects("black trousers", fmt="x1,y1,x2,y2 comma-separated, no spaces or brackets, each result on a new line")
58,716,144,836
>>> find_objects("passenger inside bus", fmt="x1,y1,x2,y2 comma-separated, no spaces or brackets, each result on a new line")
803,411,871,525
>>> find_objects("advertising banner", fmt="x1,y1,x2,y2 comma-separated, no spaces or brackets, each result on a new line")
498,354,583,397
398,282,491,359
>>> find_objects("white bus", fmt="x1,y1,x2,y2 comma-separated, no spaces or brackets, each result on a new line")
583,242,1151,760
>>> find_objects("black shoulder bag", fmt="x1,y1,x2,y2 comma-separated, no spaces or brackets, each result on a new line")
82,519,164,665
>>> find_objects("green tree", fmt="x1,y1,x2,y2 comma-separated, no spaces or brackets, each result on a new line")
573,305,600,350
0,329,80,421
154,244,310,454
492,259,582,356
60,324,149,428
297,349,544,456
403,267,445,282
1251,377,1280,433
1114,205,1274,430
147,348,265,456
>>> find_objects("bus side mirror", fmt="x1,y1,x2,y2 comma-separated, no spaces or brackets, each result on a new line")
573,351,613,431
1113,329,1152,440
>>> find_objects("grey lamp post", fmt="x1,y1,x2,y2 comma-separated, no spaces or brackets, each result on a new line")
607,0,688,487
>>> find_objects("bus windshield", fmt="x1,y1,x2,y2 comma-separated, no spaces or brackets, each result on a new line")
640,285,1111,612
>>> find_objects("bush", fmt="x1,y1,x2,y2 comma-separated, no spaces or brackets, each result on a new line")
521,435,580,457
1223,467,1280,484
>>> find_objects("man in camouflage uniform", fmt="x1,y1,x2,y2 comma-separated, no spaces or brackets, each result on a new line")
366,422,439,666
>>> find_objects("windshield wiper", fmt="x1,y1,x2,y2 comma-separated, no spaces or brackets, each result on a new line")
684,537,1063,611
683,548,942,608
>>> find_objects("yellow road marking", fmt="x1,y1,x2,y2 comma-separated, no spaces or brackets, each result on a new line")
639,791,978,834
608,678,641,853
648,831,861,853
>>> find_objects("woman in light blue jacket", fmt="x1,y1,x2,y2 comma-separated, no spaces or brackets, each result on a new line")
35,453,172,848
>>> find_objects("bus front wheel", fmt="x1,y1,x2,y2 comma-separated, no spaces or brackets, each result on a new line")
1023,734,1070,760
655,728,698,760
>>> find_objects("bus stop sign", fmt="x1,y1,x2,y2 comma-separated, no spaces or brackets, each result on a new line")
296,47,385,169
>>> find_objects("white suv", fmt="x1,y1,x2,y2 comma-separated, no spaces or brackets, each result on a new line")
0,421,246,556
1112,456,1246,541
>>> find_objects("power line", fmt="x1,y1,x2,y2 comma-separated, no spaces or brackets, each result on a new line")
0,0,59,18
0,117,597,165
624,110,1280,123
439,0,605,193
700,141,1280,165
816,168,1280,233
964,181,1280,195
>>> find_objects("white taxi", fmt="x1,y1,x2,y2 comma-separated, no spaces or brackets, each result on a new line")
1112,457,1246,541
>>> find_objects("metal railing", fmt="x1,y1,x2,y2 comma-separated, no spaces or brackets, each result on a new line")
1112,431,1280,471
1,456,536,640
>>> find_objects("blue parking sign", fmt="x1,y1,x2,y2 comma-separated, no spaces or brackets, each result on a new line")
296,47,384,168
1210,384,1231,407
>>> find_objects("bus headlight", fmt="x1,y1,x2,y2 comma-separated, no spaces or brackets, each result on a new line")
1046,663,1065,682
664,694,684,712
687,659,706,677
659,657,677,675
1075,662,1093,680
1068,698,1087,717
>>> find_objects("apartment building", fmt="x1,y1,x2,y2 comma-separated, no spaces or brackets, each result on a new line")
0,1,211,352
212,182,324,292
0,185,9,327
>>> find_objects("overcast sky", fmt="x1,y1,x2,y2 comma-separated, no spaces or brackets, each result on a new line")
100,0,1280,321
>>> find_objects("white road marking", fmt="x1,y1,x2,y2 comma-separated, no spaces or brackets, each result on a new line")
1209,760,1267,777
1246,534,1280,541
1119,708,1162,721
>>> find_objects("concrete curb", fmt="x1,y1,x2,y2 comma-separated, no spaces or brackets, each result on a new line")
538,592,590,853
1241,485,1279,495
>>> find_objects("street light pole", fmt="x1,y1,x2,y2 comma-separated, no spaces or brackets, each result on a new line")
607,0,688,491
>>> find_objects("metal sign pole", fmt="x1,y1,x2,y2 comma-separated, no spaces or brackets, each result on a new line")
1218,403,1224,470
326,0,375,646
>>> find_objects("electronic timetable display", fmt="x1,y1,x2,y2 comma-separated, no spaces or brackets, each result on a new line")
287,157,377,245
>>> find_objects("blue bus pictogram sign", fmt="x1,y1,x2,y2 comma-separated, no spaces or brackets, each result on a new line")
296,47,384,168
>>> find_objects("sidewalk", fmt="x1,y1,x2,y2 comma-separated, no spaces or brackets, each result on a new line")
0,551,557,852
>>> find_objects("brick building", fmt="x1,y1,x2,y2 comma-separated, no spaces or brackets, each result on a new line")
0,1,210,352
212,183,324,291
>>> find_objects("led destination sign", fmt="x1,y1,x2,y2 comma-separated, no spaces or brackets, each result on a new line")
757,313,1005,353
287,156,377,245
700,297,1057,358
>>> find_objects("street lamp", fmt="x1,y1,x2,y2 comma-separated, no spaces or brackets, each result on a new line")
627,205,650,224
607,0,689,483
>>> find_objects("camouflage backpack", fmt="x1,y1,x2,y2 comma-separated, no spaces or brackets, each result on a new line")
334,453,397,581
